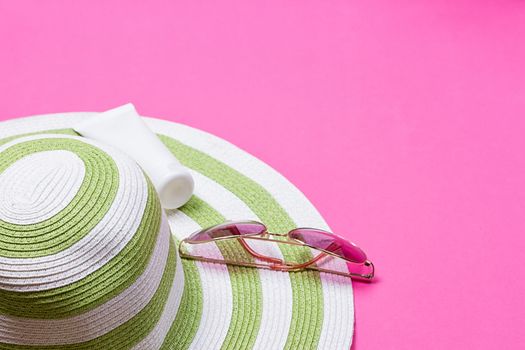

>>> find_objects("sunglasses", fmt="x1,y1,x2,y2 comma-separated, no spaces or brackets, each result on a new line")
179,221,374,280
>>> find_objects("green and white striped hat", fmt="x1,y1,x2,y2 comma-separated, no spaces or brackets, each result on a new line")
0,113,355,350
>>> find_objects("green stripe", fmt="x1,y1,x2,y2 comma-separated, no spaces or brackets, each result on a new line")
0,138,119,258
160,135,324,350
0,129,78,147
0,238,177,350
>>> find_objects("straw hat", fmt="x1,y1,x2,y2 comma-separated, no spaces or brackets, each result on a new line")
0,113,355,349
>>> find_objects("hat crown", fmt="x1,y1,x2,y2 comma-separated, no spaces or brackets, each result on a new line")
0,134,175,348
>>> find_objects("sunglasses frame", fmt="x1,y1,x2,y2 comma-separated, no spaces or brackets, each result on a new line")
179,220,374,280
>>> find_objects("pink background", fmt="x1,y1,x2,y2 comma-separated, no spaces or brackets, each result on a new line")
1,1,524,349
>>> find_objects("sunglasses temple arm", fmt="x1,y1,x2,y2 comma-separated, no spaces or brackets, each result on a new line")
349,260,375,280
285,252,328,270
300,254,375,280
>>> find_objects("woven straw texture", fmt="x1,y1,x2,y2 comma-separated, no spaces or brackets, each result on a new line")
0,114,355,350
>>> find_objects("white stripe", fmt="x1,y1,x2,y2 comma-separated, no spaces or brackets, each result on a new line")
0,135,149,292
0,151,85,225
0,215,171,345
0,112,89,139
190,170,258,222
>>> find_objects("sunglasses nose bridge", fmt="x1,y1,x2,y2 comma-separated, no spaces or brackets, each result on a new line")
268,231,288,237
237,236,285,265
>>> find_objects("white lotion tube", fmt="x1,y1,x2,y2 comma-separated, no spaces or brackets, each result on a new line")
74,103,194,209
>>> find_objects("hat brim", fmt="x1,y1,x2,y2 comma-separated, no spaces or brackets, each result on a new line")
0,113,355,350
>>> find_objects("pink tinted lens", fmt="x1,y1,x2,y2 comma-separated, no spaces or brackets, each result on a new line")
188,221,267,242
288,228,367,263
